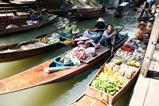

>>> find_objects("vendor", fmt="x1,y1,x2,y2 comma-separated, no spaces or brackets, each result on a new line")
96,24,118,47
39,8,51,22
135,21,150,41
94,17,107,33
63,19,77,38
72,28,80,39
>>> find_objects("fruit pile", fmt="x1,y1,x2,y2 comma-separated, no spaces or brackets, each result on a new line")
115,43,144,62
91,63,138,96
72,49,87,60
120,44,135,52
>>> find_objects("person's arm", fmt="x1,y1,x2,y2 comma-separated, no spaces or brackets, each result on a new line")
135,30,141,39
109,31,117,38
97,30,109,45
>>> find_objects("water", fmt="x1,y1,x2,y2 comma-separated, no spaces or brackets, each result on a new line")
0,10,139,106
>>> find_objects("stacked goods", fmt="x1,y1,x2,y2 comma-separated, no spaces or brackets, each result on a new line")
39,34,60,45
64,39,74,45
71,48,87,60
114,43,145,63
120,44,135,52
91,63,138,96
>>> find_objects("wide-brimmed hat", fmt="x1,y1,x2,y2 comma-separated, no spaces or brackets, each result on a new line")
42,8,47,12
77,41,84,45
97,17,105,22
72,29,80,34
139,21,146,26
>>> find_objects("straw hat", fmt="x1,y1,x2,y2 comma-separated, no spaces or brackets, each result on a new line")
97,17,105,22
139,21,146,26
42,8,47,12
77,41,84,45
72,28,80,34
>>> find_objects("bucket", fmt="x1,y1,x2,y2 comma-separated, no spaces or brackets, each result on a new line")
53,56,73,67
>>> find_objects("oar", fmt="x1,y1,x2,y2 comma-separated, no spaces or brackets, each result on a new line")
44,66,76,73
35,15,57,30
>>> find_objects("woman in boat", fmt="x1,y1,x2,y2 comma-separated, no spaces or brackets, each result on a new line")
94,17,107,33
72,28,80,39
39,8,51,22
96,24,118,47
135,21,150,41
63,18,77,38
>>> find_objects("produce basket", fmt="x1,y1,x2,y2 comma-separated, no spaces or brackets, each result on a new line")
86,65,140,105
53,56,73,67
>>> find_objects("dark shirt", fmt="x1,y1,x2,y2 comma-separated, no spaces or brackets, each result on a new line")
95,22,107,32
28,13,38,21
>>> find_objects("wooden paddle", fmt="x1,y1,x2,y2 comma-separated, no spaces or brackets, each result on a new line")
35,15,57,30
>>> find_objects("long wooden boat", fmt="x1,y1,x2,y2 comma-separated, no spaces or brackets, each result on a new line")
71,65,140,106
53,7,107,21
68,8,107,21
0,34,128,94
71,40,146,106
0,34,65,62
114,2,130,17
0,15,57,35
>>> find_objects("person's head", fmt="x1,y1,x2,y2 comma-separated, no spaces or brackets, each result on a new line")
97,17,105,23
84,41,94,48
42,8,47,13
64,18,70,24
107,24,113,32
77,41,84,47
29,9,33,14
138,21,146,30
72,28,80,35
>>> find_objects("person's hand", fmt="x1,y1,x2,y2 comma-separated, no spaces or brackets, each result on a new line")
95,44,101,49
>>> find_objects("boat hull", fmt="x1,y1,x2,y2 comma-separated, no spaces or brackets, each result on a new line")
0,15,57,36
0,34,128,94
71,66,140,106
0,42,65,62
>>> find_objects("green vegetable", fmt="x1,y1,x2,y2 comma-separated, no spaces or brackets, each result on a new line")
91,72,122,96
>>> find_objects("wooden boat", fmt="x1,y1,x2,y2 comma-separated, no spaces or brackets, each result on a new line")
71,39,146,106
68,8,107,21
71,65,140,106
0,34,128,94
53,7,107,21
0,33,65,62
0,15,57,35
114,2,130,17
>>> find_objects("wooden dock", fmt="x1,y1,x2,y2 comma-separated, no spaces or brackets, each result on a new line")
128,16,159,106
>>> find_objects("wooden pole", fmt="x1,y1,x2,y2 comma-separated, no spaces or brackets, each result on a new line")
141,16,159,77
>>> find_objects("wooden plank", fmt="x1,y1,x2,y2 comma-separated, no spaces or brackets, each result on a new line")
143,79,159,106
141,16,159,77
128,75,150,106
